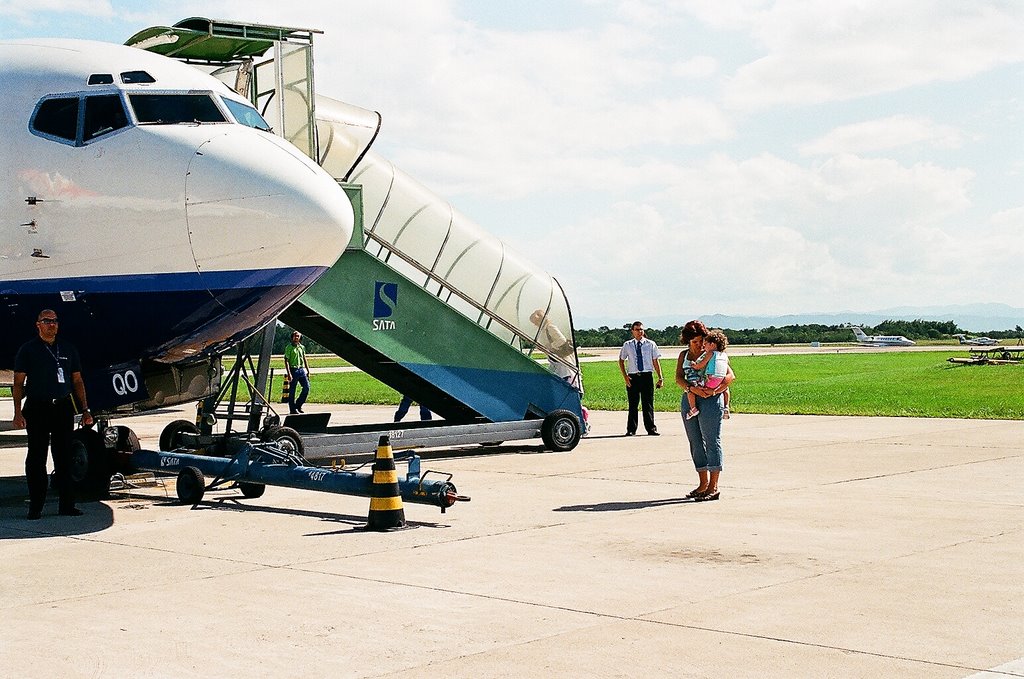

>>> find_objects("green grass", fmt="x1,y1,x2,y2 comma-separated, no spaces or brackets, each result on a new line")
277,355,353,369
580,352,1024,419
296,372,405,405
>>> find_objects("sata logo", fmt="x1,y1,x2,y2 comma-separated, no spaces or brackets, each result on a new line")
374,281,398,318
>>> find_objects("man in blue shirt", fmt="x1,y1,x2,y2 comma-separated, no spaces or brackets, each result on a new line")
12,309,93,519
618,321,663,436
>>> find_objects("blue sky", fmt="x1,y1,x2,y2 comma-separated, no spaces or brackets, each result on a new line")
3,1,1023,324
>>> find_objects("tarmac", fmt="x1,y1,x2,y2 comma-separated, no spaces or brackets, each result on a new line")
0,402,1021,679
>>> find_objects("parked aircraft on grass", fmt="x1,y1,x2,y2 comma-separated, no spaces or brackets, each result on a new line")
0,39,354,413
953,334,998,346
851,327,916,347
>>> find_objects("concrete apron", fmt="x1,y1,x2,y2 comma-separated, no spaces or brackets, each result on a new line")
0,403,1021,678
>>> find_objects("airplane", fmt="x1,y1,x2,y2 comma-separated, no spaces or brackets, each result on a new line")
851,327,916,347
1,39,355,415
953,334,998,346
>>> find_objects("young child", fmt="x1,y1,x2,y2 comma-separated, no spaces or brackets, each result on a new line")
685,329,731,420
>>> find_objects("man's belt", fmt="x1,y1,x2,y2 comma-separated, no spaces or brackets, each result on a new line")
28,394,72,405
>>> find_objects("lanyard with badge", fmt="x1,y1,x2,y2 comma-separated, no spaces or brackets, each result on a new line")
46,343,65,384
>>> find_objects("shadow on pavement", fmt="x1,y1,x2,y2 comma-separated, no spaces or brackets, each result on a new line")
553,496,694,512
186,496,454,535
0,501,114,538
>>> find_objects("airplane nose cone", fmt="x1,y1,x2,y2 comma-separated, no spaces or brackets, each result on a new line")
184,130,354,303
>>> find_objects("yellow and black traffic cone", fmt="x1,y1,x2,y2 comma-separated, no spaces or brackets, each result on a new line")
365,435,406,531
280,375,291,404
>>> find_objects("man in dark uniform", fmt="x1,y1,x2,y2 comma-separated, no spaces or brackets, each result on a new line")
11,309,93,519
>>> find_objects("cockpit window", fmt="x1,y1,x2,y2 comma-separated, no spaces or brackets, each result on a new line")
221,97,272,132
84,95,129,141
121,71,156,84
32,97,80,142
88,74,114,85
128,94,226,124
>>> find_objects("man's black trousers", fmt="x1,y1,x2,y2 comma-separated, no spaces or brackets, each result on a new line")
625,372,657,435
24,398,76,514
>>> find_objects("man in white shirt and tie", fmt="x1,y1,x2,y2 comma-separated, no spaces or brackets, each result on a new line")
618,321,663,436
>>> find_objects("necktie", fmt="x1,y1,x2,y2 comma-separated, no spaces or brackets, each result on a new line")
635,340,644,372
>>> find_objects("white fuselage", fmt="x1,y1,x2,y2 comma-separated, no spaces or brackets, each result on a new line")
1,39,353,372
956,335,998,346
852,328,916,347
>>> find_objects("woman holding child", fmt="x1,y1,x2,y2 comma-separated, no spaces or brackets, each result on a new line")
674,320,735,501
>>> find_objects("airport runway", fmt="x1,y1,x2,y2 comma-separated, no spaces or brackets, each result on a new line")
579,343,965,361
292,344,968,376
0,404,1021,678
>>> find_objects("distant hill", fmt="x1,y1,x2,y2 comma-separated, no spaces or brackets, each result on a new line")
575,304,1024,333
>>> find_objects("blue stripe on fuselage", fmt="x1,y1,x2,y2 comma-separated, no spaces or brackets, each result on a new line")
1,267,326,370
2,267,323,294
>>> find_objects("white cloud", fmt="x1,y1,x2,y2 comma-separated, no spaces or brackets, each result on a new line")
983,206,1024,262
991,206,1024,228
671,55,718,78
800,116,966,156
0,0,113,20
719,1,1024,109
534,149,981,315
264,4,733,200
813,154,972,221
672,0,772,30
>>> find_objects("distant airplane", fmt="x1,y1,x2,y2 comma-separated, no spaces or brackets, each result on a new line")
953,334,998,346
851,327,916,347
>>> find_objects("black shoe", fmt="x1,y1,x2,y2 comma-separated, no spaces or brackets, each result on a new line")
625,431,635,436
27,510,42,520
58,507,84,517
647,430,660,436
297,408,304,413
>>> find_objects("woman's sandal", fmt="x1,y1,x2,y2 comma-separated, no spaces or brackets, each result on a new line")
686,487,706,499
697,489,720,502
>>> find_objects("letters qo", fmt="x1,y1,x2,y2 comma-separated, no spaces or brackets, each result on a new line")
111,369,139,396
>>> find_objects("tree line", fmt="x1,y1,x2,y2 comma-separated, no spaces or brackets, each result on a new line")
257,319,1023,354
572,320,1024,347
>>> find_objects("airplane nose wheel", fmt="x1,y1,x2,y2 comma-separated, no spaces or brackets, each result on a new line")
160,419,201,451
67,427,119,499
260,425,304,457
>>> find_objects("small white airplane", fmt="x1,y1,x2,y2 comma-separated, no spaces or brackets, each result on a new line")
953,334,998,346
851,327,916,347
1,38,354,412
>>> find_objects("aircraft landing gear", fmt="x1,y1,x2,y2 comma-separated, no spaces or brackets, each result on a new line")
260,425,304,457
68,428,107,499
66,423,140,499
160,419,201,451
